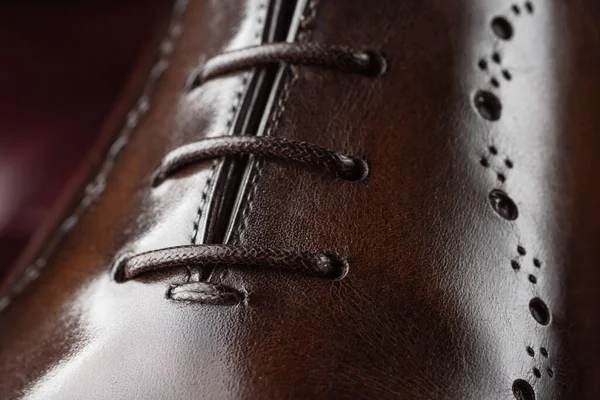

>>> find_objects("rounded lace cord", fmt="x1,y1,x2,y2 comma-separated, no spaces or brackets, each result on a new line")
114,245,349,282
112,41,385,301
192,42,386,86
152,136,368,186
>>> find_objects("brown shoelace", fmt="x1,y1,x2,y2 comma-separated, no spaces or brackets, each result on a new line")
188,42,386,89
113,42,385,303
114,245,349,282
151,136,369,186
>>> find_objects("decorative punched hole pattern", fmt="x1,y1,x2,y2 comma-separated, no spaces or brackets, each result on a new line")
472,2,554,398
529,297,551,326
488,189,519,220
491,16,514,40
480,146,513,184
477,2,539,94
475,1,538,100
526,346,535,357
525,345,554,380
512,379,535,400
474,90,502,121
525,2,534,14
510,246,542,285
511,2,535,17
476,52,512,89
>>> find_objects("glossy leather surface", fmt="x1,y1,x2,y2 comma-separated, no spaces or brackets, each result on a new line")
1,0,600,399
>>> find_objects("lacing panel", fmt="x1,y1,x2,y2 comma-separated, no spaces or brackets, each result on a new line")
114,41,385,304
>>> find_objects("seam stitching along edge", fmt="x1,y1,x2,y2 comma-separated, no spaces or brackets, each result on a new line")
190,0,267,248
235,0,319,244
0,0,191,313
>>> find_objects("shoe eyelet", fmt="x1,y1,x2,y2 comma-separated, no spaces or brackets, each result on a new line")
111,252,133,283
339,155,369,182
151,167,166,187
326,253,350,281
184,66,202,93
362,50,388,77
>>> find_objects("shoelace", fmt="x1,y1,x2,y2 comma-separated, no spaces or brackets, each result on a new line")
113,42,385,303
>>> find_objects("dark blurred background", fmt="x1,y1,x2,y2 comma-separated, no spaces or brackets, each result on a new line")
0,1,169,279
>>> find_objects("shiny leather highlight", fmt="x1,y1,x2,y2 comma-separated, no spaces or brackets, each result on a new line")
1,0,600,399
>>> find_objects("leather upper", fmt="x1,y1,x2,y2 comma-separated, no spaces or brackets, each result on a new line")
2,0,600,399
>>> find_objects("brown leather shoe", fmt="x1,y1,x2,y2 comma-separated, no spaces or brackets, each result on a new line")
2,0,600,399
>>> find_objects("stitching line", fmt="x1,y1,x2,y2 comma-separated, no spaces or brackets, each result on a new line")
235,0,319,244
184,0,266,282
235,71,296,243
191,162,219,244
191,0,266,247
0,0,190,313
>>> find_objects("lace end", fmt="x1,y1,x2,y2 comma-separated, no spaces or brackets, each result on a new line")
168,282,244,305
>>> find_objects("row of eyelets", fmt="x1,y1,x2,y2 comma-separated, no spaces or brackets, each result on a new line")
152,0,374,302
